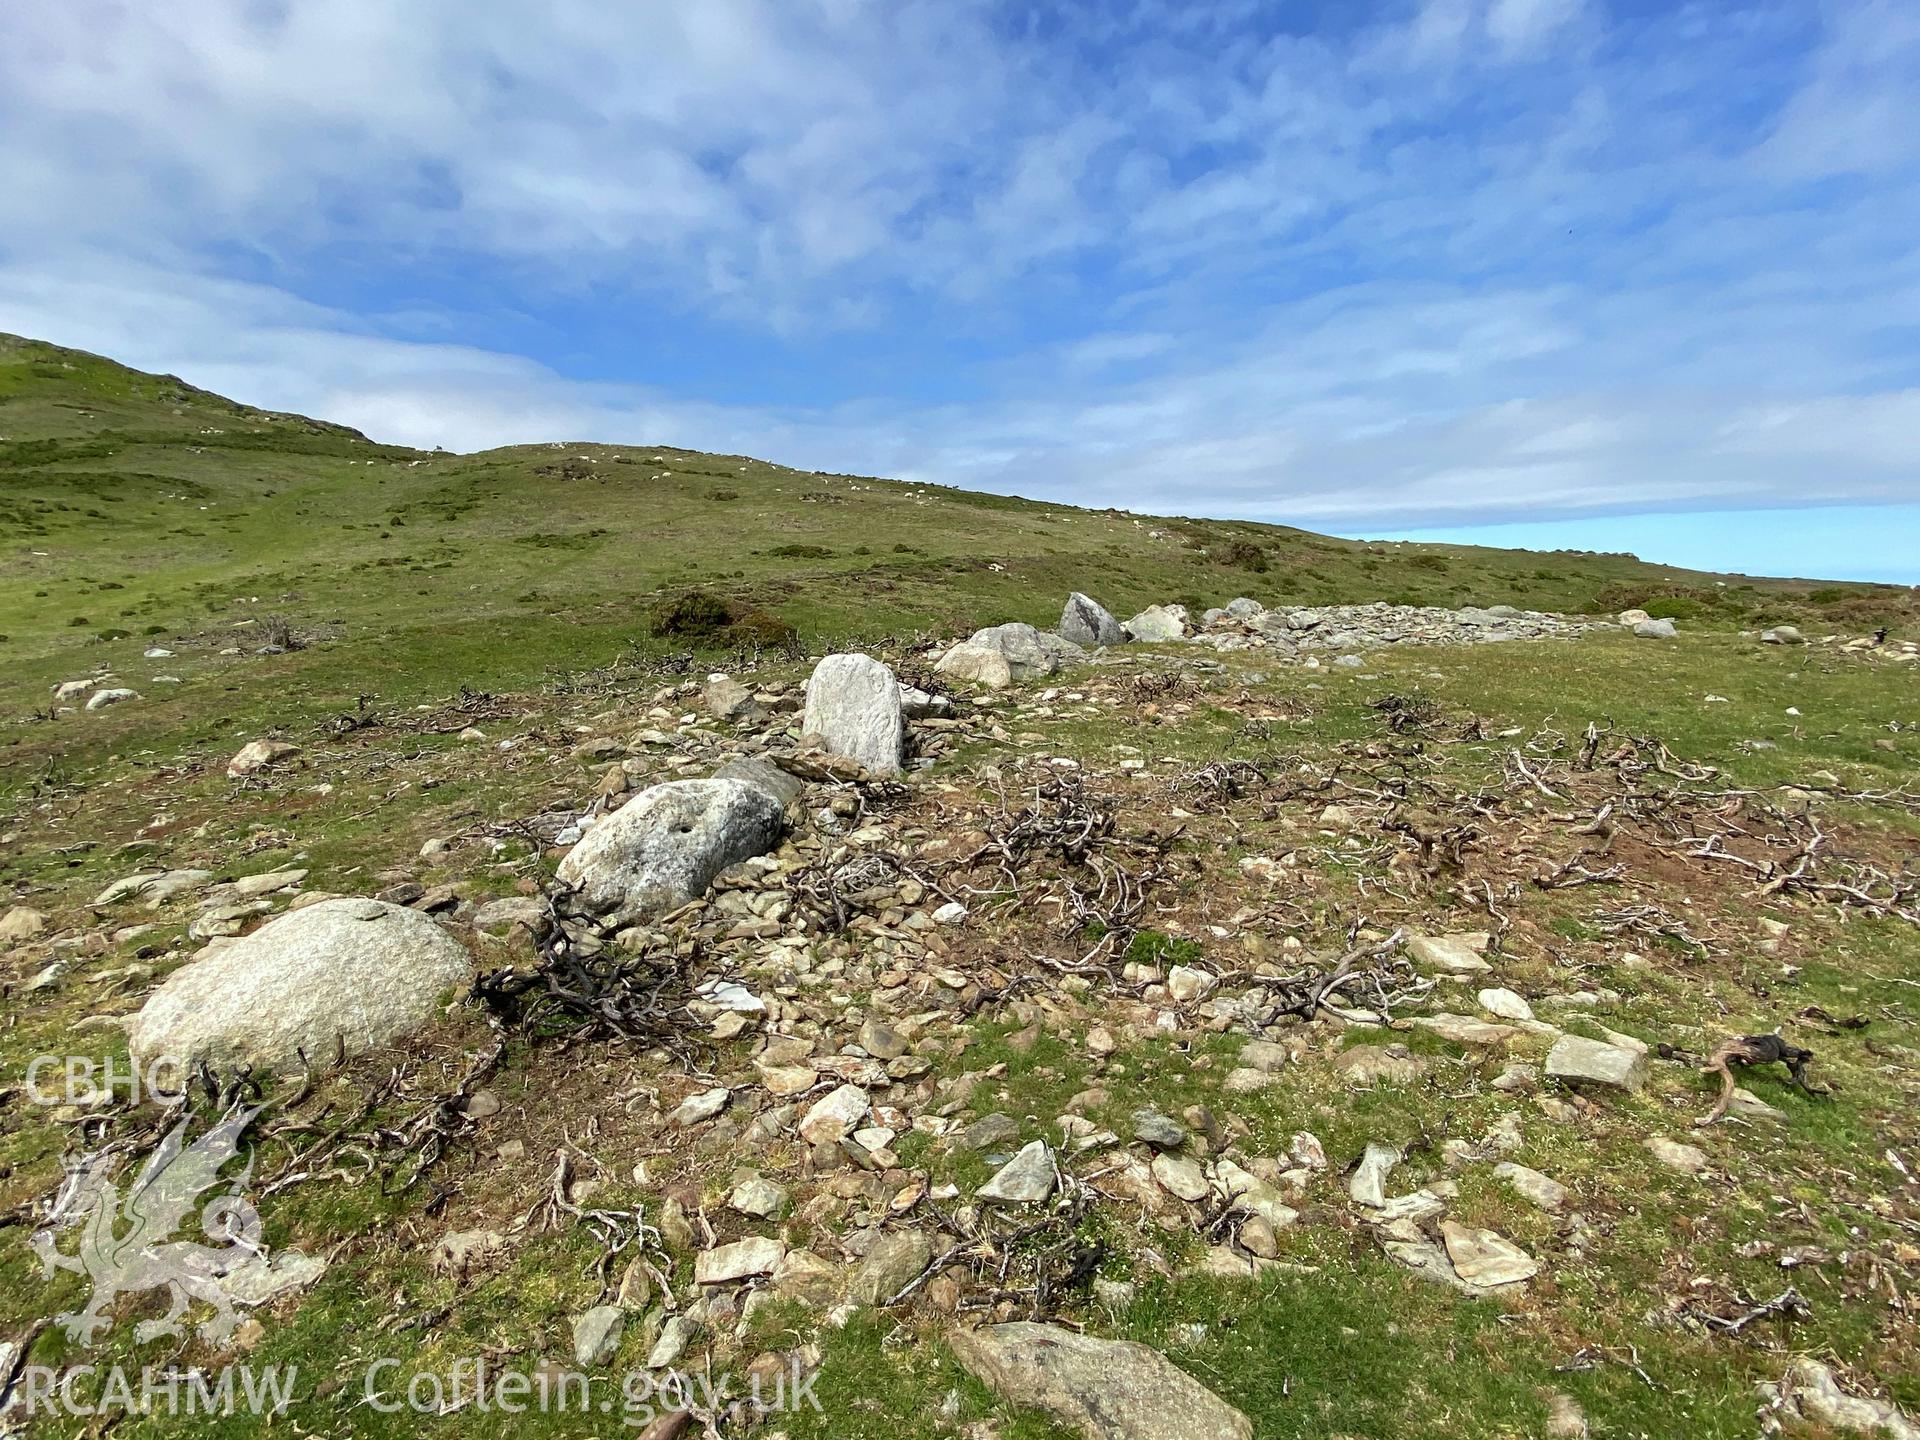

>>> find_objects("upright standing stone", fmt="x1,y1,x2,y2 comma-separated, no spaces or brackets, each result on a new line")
802,654,905,777
1059,593,1125,647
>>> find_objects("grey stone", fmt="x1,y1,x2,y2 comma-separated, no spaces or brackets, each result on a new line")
1634,618,1677,639
703,675,758,720
226,739,300,778
1060,593,1125,647
1440,1220,1538,1288
1130,1107,1187,1149
1407,933,1493,974
1151,1152,1207,1202
128,898,472,1076
572,1305,626,1366
1545,1034,1648,1093
729,1176,788,1218
933,642,1014,688
670,1087,731,1127
965,622,1086,680
1493,1162,1567,1212
647,1315,701,1369
556,779,784,923
802,653,905,776
1123,605,1189,643
85,688,139,710
798,1083,869,1144
712,755,805,810
850,1230,933,1305
0,906,48,946
695,1236,786,1285
1645,1135,1709,1174
949,1321,1253,1440
959,1112,1020,1151
978,1140,1056,1204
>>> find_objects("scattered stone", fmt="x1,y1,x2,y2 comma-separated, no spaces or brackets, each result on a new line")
1634,618,1677,639
695,1236,787,1285
1411,1013,1521,1047
556,779,784,923
1545,1034,1648,1093
1166,964,1217,1002
1728,1086,1788,1121
856,1017,908,1060
1773,1358,1920,1440
0,905,48,946
1059,593,1125,647
85,688,139,710
573,1305,626,1366
1478,987,1535,1022
959,1112,1021,1151
1762,626,1806,645
648,1315,701,1369
1335,1044,1424,1086
802,653,905,777
127,898,472,1075
932,900,968,925
670,1088,731,1128
1645,1135,1709,1175
1151,1152,1208,1202
226,739,300,778
978,1140,1056,1204
432,1229,506,1276
703,675,757,721
1545,1391,1590,1438
1349,1143,1403,1208
1131,1107,1187,1149
1407,933,1493,974
1440,1220,1538,1288
961,623,1086,681
712,755,806,810
933,642,1014,689
798,1084,870,1145
851,1231,933,1305
1494,1162,1567,1212
948,1321,1253,1440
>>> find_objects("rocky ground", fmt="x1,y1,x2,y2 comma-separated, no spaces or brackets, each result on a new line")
2,591,1917,1439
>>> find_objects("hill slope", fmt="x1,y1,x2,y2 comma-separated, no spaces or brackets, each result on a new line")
4,331,1908,744
1,333,1917,1439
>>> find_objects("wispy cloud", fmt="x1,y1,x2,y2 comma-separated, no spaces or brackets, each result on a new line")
0,0,1916,554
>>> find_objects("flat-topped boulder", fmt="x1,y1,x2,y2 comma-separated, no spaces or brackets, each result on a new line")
1124,604,1189,642
950,1322,1253,1440
128,898,473,1075
557,778,785,923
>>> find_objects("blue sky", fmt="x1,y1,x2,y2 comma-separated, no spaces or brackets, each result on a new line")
1,0,1916,581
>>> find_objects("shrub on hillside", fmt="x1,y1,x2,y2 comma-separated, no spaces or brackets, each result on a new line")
648,588,797,647
1213,539,1269,572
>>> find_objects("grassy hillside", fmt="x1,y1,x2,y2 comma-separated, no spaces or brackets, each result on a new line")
3,330,1910,769
1,333,1917,1439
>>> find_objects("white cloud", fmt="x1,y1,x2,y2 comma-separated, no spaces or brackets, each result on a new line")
1,1,1917,549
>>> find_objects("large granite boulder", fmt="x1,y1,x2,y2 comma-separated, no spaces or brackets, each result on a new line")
557,779,784,922
967,622,1086,680
1059,593,1124,647
128,898,473,1075
1123,605,1189,643
934,642,1014,688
